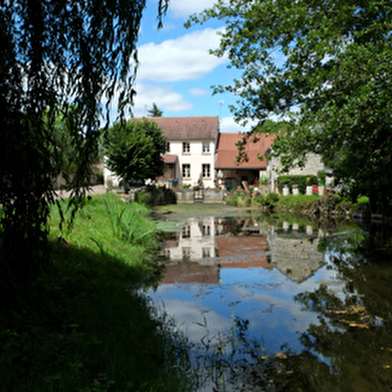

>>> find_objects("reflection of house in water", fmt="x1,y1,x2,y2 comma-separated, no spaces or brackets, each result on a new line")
164,217,216,262
160,216,272,284
215,236,272,269
161,263,219,284
160,216,218,284
268,224,325,283
160,217,325,285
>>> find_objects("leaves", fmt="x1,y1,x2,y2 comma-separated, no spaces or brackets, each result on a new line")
189,0,392,208
104,119,167,183
0,1,168,282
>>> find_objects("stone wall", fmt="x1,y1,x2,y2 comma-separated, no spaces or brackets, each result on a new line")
174,188,225,204
271,152,325,193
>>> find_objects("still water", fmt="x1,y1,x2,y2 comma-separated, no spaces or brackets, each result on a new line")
148,205,392,391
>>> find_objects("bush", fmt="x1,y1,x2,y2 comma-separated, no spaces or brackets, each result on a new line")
265,192,280,209
278,175,318,194
252,195,266,206
225,190,250,207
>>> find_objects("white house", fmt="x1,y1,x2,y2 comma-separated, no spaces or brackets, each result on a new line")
103,116,219,189
151,116,219,189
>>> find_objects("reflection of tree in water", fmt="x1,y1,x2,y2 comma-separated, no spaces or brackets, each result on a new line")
193,315,291,392
198,229,392,391
283,231,392,391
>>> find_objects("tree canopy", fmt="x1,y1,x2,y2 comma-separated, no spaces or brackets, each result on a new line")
0,0,168,283
147,103,164,117
189,0,392,209
104,119,167,187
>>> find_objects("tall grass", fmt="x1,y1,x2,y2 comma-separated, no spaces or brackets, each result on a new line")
103,194,156,246
0,194,192,392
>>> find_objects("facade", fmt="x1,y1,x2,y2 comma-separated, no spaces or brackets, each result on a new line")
151,116,219,189
103,116,219,189
103,115,328,194
215,132,275,189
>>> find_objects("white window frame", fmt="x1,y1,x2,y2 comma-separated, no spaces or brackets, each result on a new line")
202,164,211,178
182,164,191,178
182,142,190,154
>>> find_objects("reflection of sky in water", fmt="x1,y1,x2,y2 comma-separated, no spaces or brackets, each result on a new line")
149,262,343,353
148,215,346,355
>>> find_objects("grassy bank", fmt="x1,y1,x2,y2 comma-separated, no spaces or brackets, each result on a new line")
225,189,368,220
0,194,191,392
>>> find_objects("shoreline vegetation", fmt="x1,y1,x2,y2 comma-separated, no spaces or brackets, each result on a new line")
0,194,193,392
224,188,371,222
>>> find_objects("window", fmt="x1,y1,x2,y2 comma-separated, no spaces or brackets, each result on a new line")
182,142,190,153
202,248,211,259
202,141,210,153
202,225,211,236
182,225,190,238
202,164,210,178
182,164,191,178
165,142,170,152
182,248,191,260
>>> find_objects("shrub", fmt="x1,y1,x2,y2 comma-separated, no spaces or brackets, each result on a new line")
278,175,318,194
225,190,250,207
252,195,266,206
265,192,280,209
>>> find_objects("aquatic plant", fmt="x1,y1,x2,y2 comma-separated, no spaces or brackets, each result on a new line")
103,195,156,246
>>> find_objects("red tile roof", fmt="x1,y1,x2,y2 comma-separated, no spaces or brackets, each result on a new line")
134,116,219,141
215,132,275,169
163,154,178,164
160,263,219,285
216,236,272,269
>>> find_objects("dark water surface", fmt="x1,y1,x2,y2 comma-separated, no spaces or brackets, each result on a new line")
148,205,392,391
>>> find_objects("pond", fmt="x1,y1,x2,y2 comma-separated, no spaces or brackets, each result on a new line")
148,205,392,391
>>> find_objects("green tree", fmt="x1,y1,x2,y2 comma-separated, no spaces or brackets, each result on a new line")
189,0,392,211
147,102,164,117
104,119,167,189
0,1,168,284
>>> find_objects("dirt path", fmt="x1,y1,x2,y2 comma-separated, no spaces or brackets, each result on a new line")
55,185,107,199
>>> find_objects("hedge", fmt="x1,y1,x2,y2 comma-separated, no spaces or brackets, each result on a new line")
277,175,318,194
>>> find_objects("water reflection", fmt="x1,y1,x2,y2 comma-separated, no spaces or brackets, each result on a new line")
149,211,392,390
159,216,327,285
150,215,340,354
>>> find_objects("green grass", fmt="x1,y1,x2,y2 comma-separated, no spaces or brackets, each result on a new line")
277,194,320,212
0,194,191,392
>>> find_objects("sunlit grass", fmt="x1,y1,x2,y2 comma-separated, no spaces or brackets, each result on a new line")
0,194,191,392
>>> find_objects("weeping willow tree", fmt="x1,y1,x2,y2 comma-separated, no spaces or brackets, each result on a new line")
0,0,168,284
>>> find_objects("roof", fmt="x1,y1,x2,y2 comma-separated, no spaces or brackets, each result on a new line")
215,132,275,170
162,154,178,164
133,116,219,141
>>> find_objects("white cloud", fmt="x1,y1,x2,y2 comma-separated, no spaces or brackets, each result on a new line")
189,88,209,96
219,116,256,133
132,83,193,116
138,27,227,82
168,0,217,18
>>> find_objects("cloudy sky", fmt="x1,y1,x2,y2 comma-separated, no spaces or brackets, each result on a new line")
130,0,250,133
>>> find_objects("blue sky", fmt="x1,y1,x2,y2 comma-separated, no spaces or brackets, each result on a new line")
130,0,251,133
